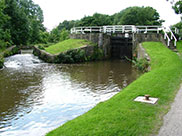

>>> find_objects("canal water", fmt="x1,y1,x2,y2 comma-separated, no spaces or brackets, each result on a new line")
0,54,139,136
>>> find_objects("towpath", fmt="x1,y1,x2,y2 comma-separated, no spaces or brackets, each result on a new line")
157,85,182,136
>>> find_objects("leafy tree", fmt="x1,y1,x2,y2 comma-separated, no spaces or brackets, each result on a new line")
19,0,45,44
167,0,182,38
39,31,49,44
49,28,61,43
56,6,163,34
60,28,69,42
3,0,29,45
78,13,112,26
57,20,79,31
115,6,164,25
172,0,182,15
2,0,45,45
0,0,11,48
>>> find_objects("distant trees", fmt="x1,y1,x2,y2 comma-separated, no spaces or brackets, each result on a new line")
115,6,164,25
57,20,78,31
78,13,112,26
56,6,163,33
49,28,69,43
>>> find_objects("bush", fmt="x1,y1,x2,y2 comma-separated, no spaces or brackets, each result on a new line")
55,49,87,63
38,45,45,50
3,50,12,57
60,29,69,42
132,58,150,72
2,47,19,57
0,40,7,49
0,55,4,69
37,43,54,50
90,47,104,61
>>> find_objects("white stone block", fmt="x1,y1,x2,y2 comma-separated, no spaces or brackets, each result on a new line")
134,96,158,104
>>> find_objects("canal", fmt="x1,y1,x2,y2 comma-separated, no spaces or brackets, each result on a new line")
0,53,139,136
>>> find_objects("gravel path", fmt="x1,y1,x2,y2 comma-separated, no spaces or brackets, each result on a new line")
157,85,182,136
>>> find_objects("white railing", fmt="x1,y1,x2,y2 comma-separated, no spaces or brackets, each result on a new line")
71,26,102,34
71,25,163,34
168,27,177,47
71,25,177,47
102,25,136,33
136,26,162,33
162,27,171,47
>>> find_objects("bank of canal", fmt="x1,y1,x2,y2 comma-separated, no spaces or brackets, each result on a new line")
0,54,139,136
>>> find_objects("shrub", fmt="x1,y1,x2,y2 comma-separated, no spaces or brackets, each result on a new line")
38,45,45,50
132,58,150,72
0,55,4,69
3,50,12,57
90,47,104,61
55,49,87,63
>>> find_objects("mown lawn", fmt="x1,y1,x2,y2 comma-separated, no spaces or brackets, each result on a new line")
177,40,182,53
45,39,95,54
46,42,182,136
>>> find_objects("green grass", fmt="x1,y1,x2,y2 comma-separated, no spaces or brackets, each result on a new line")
45,39,95,54
177,40,182,53
46,42,182,136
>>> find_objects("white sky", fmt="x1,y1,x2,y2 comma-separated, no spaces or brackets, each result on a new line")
32,0,181,30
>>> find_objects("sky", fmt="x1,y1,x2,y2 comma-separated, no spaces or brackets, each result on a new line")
32,0,181,31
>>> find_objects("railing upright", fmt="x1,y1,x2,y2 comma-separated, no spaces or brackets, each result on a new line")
168,28,177,47
162,27,171,47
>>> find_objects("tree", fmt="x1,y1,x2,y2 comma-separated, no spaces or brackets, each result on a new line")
172,0,182,15
49,28,60,43
115,6,164,25
78,13,112,26
57,20,78,31
2,0,45,45
167,0,182,38
60,28,69,42
0,0,11,48
39,31,49,44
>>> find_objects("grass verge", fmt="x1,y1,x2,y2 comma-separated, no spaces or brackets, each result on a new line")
45,39,96,54
46,42,182,136
177,40,182,53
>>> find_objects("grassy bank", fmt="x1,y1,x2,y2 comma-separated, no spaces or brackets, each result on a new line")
177,40,182,53
47,42,182,136
45,39,95,54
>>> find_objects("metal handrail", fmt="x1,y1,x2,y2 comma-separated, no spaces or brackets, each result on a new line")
162,27,171,47
168,28,177,47
71,25,163,34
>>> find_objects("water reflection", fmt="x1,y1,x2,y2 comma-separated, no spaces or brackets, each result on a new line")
0,54,139,136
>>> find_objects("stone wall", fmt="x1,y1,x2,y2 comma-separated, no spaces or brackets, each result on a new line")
70,33,99,44
133,33,166,49
70,33,111,58
70,33,168,62
33,45,97,63
137,43,150,61
136,43,151,71
33,46,55,63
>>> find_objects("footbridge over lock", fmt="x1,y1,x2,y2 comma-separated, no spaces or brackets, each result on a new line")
70,25,178,59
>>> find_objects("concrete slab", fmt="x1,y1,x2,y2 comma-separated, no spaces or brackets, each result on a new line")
134,96,158,104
